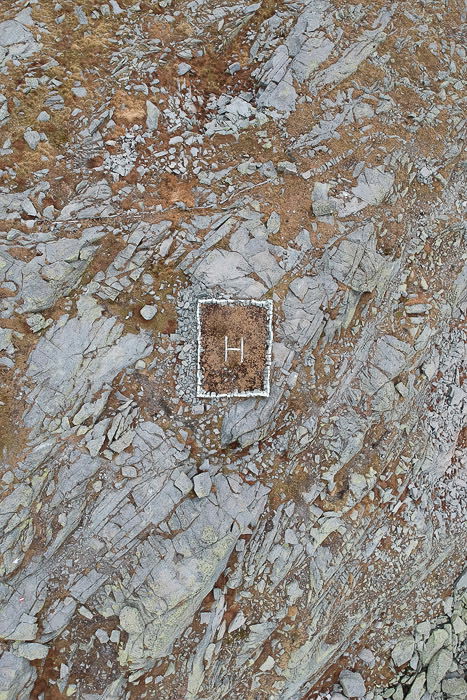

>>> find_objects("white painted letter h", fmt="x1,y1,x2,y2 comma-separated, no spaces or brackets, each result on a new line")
224,336,244,363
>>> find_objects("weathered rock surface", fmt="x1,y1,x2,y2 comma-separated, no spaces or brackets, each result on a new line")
0,0,465,698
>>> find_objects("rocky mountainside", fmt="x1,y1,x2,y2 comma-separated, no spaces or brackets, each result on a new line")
0,1,466,698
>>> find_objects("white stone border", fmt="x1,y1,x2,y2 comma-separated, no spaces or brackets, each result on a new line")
196,298,273,399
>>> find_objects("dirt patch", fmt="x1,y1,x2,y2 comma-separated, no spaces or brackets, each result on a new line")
197,300,272,397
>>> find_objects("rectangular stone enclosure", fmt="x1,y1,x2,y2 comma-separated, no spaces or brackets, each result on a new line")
196,299,273,398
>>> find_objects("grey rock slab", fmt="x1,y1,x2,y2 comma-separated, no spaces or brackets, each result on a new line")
41,238,85,264
21,197,37,217
191,249,251,284
357,648,375,668
174,472,193,496
312,200,336,216
0,19,39,59
339,669,366,697
221,384,286,448
426,648,453,693
454,567,467,589
224,96,255,119
23,129,41,150
282,273,337,350
71,86,87,97
115,480,268,668
14,642,49,660
248,247,285,286
311,22,390,91
0,651,36,700
140,304,157,320
228,611,246,634
290,33,334,81
311,182,337,217
0,95,9,123
119,606,145,636
323,224,394,294
177,62,191,75
391,636,416,666
72,391,110,426
237,161,258,175
190,248,267,298
0,20,33,46
0,328,13,351
404,673,426,700
277,161,298,175
255,0,330,113
421,628,449,665
266,211,281,234
441,677,467,696
351,167,395,206
121,466,138,479
193,472,212,498
59,180,114,220
24,299,152,435
146,100,160,130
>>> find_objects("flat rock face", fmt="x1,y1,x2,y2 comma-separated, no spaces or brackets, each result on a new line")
0,1,466,699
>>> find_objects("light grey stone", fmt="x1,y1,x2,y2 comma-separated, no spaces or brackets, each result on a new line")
277,161,298,175
254,1,331,112
146,100,160,131
391,636,415,666
358,648,376,668
441,677,467,696
0,20,39,57
177,62,191,75
193,472,212,498
74,6,88,24
311,182,336,216
0,95,8,123
421,628,449,665
21,198,37,217
95,628,109,644
426,648,453,693
23,129,41,150
351,167,394,206
221,384,286,447
228,611,246,633
311,22,390,90
0,328,13,352
223,96,255,119
339,670,366,697
260,655,275,671
174,472,193,496
121,466,137,479
0,651,36,700
405,673,426,700
190,248,266,298
266,212,281,234
140,304,157,320
312,200,336,216
15,643,49,660
72,86,87,97
323,224,394,294
454,568,467,589
237,161,258,175
24,302,152,433
119,606,144,636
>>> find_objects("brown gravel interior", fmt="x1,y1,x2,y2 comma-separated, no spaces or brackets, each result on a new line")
198,302,269,395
